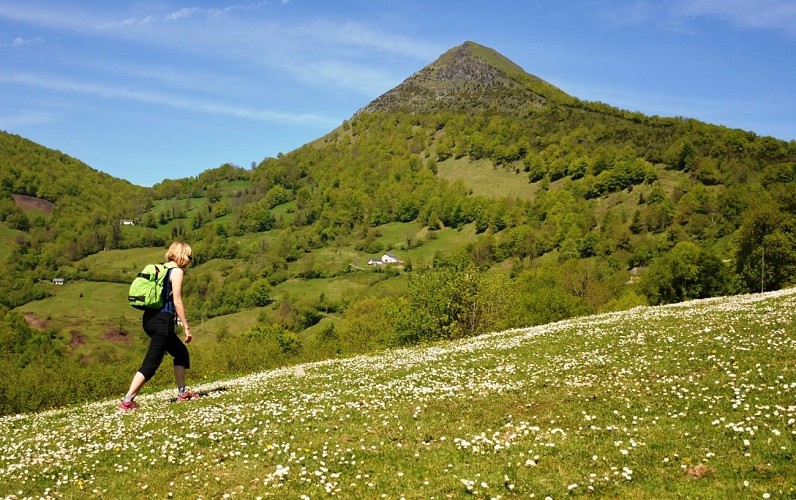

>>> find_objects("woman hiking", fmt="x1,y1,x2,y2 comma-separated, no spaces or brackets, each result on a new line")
119,241,198,411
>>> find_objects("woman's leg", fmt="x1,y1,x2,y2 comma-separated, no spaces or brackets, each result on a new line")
124,371,147,400
136,313,171,384
164,328,190,390
174,365,185,389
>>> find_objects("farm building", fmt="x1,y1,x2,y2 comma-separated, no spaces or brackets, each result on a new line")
368,253,401,266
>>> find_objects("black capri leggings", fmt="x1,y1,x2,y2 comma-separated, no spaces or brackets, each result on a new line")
138,311,190,381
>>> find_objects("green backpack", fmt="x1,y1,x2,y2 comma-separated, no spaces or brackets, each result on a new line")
128,262,177,310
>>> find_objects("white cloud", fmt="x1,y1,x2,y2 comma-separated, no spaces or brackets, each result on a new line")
317,20,443,61
0,108,57,128
292,59,399,97
587,0,796,37
0,36,43,47
163,2,274,21
0,1,434,98
165,8,202,22
0,72,339,128
103,15,154,29
675,0,796,36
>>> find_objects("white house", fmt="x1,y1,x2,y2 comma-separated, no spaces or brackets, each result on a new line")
51,278,65,285
382,252,400,263
120,219,136,226
368,253,401,266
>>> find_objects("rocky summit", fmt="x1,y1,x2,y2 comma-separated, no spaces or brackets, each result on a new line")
356,41,568,115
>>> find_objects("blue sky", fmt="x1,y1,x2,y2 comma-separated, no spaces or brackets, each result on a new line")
1,1,794,187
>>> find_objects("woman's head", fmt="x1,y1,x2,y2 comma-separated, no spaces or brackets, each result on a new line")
166,241,193,268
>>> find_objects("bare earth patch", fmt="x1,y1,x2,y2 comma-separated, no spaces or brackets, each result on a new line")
13,194,54,215
101,328,130,344
685,463,714,479
23,312,47,330
69,331,86,349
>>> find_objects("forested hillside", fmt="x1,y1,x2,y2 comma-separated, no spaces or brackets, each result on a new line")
0,131,153,306
0,41,794,415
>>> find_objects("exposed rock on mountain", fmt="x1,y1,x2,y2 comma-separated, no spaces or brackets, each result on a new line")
356,41,570,115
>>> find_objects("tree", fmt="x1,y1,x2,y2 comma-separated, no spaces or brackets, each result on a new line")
338,297,400,351
514,268,590,326
470,232,496,266
237,200,276,233
524,153,546,182
8,211,30,231
665,140,698,171
641,242,737,304
735,206,796,291
396,252,485,342
578,231,599,257
245,279,271,307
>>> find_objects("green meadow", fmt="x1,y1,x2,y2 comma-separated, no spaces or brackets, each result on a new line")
15,222,480,353
2,288,794,498
0,226,23,261
437,157,538,200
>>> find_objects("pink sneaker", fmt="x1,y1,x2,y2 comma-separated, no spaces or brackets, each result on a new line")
118,399,140,411
177,390,200,402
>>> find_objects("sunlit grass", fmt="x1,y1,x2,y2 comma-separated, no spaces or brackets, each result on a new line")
14,281,142,359
402,223,479,266
0,224,24,261
1,288,794,498
437,157,537,200
76,247,167,275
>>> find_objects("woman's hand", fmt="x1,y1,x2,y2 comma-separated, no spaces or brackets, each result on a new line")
183,328,192,344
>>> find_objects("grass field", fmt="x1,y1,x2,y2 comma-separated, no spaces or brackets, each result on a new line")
77,247,169,274
2,288,794,498
14,280,143,361
437,157,537,200
0,224,23,261
401,223,478,267
17,247,182,360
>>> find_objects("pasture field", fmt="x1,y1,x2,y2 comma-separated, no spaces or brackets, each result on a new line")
1,288,794,498
369,221,424,253
437,157,537,200
402,223,478,266
14,280,142,360
15,247,183,358
271,200,296,227
0,224,23,261
77,247,169,275
271,274,387,308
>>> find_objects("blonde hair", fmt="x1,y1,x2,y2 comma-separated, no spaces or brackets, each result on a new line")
166,241,193,268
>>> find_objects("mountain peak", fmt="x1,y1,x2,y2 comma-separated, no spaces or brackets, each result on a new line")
356,41,570,115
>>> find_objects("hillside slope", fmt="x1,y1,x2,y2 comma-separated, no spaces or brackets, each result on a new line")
2,288,794,498
0,130,149,210
0,130,154,305
1,41,794,419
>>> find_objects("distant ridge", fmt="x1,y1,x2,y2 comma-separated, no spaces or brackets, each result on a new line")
356,41,572,115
